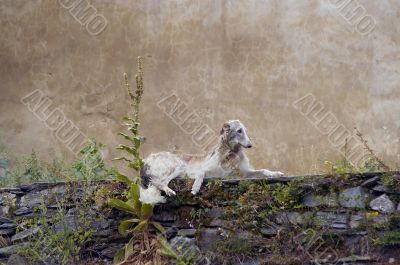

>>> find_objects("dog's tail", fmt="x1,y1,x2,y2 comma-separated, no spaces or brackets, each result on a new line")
139,185,166,205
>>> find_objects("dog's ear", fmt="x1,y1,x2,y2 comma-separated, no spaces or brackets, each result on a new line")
220,122,230,135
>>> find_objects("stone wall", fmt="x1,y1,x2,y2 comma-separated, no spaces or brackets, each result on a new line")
0,172,400,264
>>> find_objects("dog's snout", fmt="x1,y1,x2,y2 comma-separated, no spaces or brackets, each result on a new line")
246,144,253,148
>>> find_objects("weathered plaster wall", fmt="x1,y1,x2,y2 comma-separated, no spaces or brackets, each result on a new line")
0,0,399,174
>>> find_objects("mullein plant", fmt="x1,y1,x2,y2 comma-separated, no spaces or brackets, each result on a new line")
109,57,165,264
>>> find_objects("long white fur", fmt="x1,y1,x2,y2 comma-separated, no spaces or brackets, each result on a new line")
139,120,284,205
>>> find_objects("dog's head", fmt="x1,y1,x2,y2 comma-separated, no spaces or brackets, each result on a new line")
220,120,253,150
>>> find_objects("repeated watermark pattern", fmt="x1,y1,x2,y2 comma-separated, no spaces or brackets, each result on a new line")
295,228,339,264
58,0,108,36
157,92,219,154
326,0,376,35
295,228,371,264
292,93,369,168
21,89,90,157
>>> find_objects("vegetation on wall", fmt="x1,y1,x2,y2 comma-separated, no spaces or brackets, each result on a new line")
109,57,168,265
14,140,113,264
0,139,113,188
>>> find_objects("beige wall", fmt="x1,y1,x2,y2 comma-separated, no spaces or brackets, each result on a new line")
0,0,399,175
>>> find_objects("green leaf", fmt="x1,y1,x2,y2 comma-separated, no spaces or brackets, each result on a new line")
132,220,148,232
113,247,125,265
112,156,132,163
157,249,177,259
114,172,133,185
150,221,165,234
128,183,141,215
117,144,137,156
157,235,178,258
122,116,137,124
140,203,154,220
126,183,141,216
128,159,142,171
118,132,134,142
133,137,141,149
108,198,137,215
127,126,138,135
118,218,140,236
124,236,135,260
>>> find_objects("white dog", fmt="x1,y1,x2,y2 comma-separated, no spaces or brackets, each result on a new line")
139,120,284,204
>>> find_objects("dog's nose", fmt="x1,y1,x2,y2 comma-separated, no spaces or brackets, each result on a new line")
247,144,253,148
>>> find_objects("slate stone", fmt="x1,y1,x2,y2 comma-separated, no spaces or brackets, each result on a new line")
208,218,233,227
0,228,15,236
14,207,32,216
350,213,365,229
153,211,176,222
339,187,369,209
369,194,395,214
98,219,112,230
19,190,49,208
94,229,115,238
165,226,179,240
7,189,24,195
303,194,338,207
0,206,13,218
11,227,40,242
315,212,348,229
373,215,389,225
53,216,78,233
0,243,27,257
196,228,227,252
170,236,202,262
19,183,51,192
101,244,125,259
0,223,15,229
178,229,197,237
372,185,388,193
303,194,322,207
0,193,16,206
7,254,44,265
276,211,302,224
260,228,277,236
205,207,223,218
0,217,13,223
397,203,400,212
361,176,380,187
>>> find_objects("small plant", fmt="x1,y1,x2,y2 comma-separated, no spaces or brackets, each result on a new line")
375,229,400,246
10,151,42,186
382,174,400,190
25,150,41,181
190,207,209,222
323,139,356,177
324,131,391,177
355,128,391,172
72,139,114,181
110,57,166,264
2,140,111,187
18,184,96,264
272,183,303,209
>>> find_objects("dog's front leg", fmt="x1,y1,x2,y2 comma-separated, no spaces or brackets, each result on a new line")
239,153,283,178
191,173,204,195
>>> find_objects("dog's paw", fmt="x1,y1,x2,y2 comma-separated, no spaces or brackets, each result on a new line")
262,169,284,178
273,171,284,177
164,188,176,197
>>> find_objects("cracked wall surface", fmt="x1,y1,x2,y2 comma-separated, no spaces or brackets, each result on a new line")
0,0,399,175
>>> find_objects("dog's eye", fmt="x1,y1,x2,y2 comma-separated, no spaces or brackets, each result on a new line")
237,129,242,134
